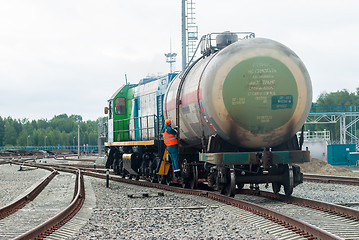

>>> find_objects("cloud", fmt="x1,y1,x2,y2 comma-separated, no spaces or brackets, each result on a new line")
0,0,358,121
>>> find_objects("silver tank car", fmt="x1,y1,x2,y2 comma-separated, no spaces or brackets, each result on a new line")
164,35,312,149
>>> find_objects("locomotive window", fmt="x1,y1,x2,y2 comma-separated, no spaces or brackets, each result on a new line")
115,97,126,115
109,101,112,119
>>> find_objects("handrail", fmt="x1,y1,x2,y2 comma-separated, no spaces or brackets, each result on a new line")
113,114,161,141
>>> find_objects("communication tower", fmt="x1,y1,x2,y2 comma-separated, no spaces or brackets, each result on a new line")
165,38,177,73
165,53,177,73
182,0,198,70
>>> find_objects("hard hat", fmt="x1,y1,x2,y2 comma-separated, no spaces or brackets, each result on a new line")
165,119,171,125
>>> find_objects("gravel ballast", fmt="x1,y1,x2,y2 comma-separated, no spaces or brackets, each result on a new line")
71,178,276,240
0,164,49,208
2,160,359,239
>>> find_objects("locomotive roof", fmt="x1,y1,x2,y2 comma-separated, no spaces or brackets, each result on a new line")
109,83,137,100
138,75,167,85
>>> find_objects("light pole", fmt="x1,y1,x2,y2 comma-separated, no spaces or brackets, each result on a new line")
27,135,30,149
44,136,47,150
78,124,80,159
73,136,75,150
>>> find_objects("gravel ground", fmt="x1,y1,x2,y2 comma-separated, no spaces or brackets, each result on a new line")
293,182,359,210
0,164,49,208
254,181,359,211
71,178,276,240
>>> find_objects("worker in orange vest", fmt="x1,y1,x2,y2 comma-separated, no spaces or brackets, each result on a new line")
162,119,180,178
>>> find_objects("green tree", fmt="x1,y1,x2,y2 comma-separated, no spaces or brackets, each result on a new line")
0,114,103,147
4,120,18,146
0,117,4,146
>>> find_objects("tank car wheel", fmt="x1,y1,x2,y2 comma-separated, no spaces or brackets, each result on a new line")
189,165,198,189
221,169,236,197
283,165,294,196
181,159,191,188
272,182,281,194
237,183,244,190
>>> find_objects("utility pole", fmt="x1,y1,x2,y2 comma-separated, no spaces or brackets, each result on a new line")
77,124,80,159
98,120,101,156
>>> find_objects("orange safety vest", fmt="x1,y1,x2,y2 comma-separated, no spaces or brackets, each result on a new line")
163,128,178,146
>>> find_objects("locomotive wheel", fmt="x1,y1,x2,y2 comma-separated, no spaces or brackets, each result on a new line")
272,182,281,194
283,165,294,196
149,170,158,183
189,165,198,189
113,158,120,175
166,175,172,186
221,169,236,197
158,175,165,184
120,169,126,178
149,158,159,183
165,170,173,186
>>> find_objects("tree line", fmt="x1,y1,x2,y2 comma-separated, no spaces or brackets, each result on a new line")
307,88,359,142
0,114,106,148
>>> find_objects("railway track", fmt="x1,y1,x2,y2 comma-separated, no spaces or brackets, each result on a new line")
0,164,85,240
12,161,359,239
34,161,359,186
0,168,58,220
237,189,359,239
303,173,359,186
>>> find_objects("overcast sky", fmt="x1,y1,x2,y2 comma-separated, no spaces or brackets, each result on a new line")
0,0,358,121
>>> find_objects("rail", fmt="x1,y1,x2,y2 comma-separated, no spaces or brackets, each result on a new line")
113,114,161,141
14,169,85,240
239,189,359,221
303,173,359,186
0,168,58,220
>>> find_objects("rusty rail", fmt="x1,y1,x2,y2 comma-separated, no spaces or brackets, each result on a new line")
304,174,359,186
0,169,58,220
14,169,85,240
239,189,359,221
54,156,96,162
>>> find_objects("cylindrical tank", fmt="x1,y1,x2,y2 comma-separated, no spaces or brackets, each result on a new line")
164,37,312,149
